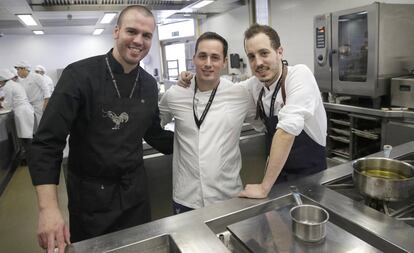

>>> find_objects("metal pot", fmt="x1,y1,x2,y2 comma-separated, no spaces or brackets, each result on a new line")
352,157,414,201
289,186,329,243
290,204,329,243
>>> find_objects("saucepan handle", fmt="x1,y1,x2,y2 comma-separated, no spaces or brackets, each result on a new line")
290,185,303,206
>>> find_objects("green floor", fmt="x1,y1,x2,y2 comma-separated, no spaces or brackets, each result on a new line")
0,166,69,253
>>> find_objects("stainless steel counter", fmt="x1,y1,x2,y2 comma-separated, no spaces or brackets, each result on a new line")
324,102,414,119
65,141,414,253
0,110,19,195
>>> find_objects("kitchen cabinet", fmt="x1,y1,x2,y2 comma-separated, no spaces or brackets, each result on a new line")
383,120,414,147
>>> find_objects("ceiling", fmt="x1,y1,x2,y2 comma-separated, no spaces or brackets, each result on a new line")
0,0,246,36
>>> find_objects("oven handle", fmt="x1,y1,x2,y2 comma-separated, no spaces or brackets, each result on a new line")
329,49,337,68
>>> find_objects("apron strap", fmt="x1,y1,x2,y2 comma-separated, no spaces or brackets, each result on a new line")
280,65,287,105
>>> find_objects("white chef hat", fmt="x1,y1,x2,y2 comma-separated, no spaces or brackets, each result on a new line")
0,69,15,81
10,68,18,77
14,60,31,69
35,65,46,72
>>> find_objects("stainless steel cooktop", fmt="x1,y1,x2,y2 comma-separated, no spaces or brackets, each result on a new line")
325,152,414,226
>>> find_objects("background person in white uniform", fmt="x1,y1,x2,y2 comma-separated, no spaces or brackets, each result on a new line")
14,61,51,131
159,32,257,213
35,65,55,94
0,69,35,154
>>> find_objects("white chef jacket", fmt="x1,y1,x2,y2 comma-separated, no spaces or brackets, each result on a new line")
159,78,257,209
42,74,54,94
2,80,35,138
240,64,327,146
18,72,50,129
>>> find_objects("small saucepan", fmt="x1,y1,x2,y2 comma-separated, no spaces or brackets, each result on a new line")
353,157,414,201
289,186,329,243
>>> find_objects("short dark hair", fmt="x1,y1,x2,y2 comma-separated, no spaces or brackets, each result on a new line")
195,32,228,59
117,5,155,26
244,24,281,51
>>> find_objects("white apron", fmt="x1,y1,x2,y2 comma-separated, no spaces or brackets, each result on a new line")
2,80,35,138
14,105,34,138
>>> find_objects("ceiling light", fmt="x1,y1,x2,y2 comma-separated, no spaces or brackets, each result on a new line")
16,14,38,26
33,30,44,35
100,13,117,24
191,0,214,9
93,28,104,35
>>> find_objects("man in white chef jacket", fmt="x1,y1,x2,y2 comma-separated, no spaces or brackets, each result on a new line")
159,32,258,213
0,69,35,152
35,65,55,94
14,60,51,131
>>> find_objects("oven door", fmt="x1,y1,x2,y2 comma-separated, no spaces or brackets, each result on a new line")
331,3,379,97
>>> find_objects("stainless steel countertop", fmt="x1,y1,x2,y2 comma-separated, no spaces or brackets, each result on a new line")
324,102,414,120
67,141,414,253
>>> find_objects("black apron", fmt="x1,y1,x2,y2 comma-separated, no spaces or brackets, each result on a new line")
66,62,153,242
257,64,326,183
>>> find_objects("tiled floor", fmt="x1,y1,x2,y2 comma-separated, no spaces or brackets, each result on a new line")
0,166,68,253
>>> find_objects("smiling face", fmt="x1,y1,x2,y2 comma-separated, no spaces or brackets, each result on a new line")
245,33,283,86
193,39,227,88
112,8,155,72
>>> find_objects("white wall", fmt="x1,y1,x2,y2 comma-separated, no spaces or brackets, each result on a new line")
199,4,251,75
0,32,162,83
145,28,162,79
269,0,414,71
0,34,113,83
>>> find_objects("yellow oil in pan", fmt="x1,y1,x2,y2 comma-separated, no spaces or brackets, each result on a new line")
361,169,408,180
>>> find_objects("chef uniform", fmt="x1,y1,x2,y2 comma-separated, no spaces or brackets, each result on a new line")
17,70,50,130
159,78,257,210
29,50,174,242
35,65,55,94
243,63,327,182
0,69,35,139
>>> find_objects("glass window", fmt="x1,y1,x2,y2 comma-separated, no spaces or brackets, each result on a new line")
165,43,186,80
338,12,368,82
255,0,269,25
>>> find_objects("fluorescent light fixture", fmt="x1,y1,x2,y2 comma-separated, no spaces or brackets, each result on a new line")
100,12,117,24
191,0,214,9
93,28,104,35
17,14,38,26
33,30,44,35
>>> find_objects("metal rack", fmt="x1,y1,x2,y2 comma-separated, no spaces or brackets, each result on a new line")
327,111,382,161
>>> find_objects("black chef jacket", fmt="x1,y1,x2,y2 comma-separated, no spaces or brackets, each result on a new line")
29,50,173,242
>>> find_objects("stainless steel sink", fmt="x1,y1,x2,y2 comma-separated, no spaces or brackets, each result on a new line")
103,234,181,253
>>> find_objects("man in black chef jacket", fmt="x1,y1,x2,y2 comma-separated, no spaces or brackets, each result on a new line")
28,5,173,253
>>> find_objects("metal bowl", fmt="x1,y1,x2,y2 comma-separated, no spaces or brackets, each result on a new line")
290,204,329,243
